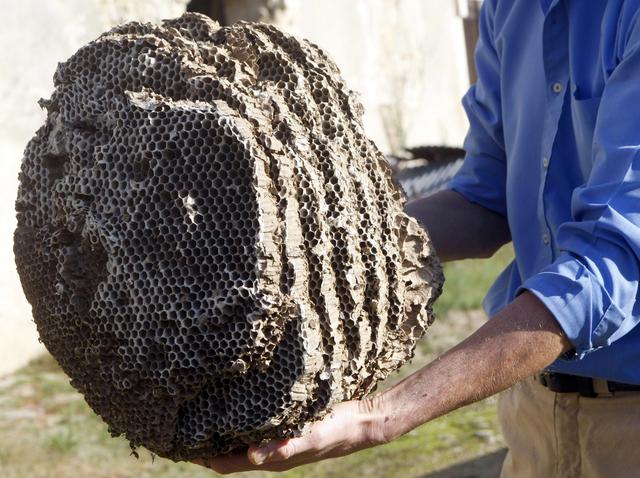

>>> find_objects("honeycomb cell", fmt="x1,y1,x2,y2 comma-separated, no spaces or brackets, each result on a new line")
13,12,443,462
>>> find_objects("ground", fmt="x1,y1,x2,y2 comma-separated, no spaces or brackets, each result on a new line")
0,246,513,478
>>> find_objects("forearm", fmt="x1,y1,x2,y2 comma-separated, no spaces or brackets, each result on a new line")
406,189,511,262
371,291,571,442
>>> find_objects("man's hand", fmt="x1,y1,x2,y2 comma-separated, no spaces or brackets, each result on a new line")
193,399,386,474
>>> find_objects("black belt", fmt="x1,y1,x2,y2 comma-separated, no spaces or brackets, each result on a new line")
536,372,640,397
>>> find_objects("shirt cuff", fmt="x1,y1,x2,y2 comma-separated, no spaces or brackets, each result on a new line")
516,252,627,360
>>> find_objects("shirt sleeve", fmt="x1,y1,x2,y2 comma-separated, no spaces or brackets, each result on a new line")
448,0,507,217
519,14,640,359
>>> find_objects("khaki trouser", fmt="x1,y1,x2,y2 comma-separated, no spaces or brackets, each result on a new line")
498,376,640,478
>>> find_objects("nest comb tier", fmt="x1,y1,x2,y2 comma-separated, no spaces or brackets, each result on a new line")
13,13,443,460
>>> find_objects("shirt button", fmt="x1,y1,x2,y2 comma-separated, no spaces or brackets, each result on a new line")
552,82,563,94
543,156,549,168
543,232,550,245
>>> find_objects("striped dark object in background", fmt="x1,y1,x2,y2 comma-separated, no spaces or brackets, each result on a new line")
390,146,465,199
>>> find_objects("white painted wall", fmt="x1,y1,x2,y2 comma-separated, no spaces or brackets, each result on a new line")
275,0,471,153
0,0,470,375
0,0,188,376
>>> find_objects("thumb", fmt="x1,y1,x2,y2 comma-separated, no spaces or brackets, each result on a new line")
248,439,294,465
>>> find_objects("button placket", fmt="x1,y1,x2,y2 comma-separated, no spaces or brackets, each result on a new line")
538,4,568,261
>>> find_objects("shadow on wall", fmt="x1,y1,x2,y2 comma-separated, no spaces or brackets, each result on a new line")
422,448,507,478
186,0,472,153
187,0,285,24
187,0,226,23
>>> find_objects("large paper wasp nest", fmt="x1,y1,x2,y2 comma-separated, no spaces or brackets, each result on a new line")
13,13,443,460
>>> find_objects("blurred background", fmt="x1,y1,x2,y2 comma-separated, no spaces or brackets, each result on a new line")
0,1,514,477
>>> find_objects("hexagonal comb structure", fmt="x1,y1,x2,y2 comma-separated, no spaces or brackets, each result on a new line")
13,13,443,460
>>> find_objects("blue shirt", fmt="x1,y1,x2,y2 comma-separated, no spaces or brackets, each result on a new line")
449,0,640,383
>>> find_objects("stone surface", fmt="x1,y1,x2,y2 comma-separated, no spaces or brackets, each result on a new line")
13,13,443,460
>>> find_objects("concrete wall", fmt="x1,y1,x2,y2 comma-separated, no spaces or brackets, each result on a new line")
262,0,471,153
0,0,188,376
0,0,470,376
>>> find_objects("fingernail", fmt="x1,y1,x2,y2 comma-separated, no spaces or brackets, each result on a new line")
249,448,268,465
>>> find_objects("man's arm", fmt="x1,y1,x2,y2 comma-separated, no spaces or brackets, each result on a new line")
195,290,569,474
406,189,511,261
375,290,570,440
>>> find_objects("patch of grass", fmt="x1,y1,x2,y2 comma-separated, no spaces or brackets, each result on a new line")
21,353,63,375
45,426,78,454
434,244,513,318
